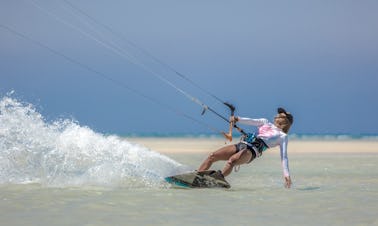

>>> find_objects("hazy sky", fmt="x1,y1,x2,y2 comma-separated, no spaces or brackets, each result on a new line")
1,0,377,135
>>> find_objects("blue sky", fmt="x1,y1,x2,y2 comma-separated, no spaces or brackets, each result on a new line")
1,0,377,135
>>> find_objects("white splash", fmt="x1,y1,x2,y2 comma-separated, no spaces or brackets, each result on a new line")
0,93,184,188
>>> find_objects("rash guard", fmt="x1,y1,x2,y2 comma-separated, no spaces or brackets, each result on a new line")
237,117,290,177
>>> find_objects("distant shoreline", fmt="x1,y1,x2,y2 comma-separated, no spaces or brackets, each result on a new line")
122,133,378,141
125,137,378,154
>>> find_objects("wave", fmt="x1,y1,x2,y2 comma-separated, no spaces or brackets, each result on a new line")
0,93,186,188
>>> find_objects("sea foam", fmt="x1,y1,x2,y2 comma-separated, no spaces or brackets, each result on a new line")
0,94,184,188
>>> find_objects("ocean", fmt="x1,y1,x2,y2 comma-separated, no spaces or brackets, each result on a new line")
1,96,377,225
1,153,377,226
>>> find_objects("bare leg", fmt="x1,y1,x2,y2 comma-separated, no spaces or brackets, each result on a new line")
198,144,237,171
222,149,253,177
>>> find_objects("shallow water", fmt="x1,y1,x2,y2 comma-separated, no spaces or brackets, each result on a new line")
1,152,377,226
1,96,377,225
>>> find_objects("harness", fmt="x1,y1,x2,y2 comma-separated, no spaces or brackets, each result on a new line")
241,133,268,158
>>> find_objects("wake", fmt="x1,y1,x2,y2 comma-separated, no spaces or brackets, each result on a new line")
0,93,186,188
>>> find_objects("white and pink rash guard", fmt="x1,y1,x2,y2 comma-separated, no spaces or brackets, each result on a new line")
237,117,290,177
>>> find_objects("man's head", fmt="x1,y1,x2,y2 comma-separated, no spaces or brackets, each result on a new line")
274,107,293,133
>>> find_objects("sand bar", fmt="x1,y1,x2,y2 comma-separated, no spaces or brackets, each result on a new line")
126,137,378,154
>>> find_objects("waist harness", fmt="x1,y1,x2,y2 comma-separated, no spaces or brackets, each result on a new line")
241,133,268,158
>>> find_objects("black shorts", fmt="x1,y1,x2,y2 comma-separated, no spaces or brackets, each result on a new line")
234,142,256,163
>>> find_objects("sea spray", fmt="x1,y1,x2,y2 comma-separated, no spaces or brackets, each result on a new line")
0,94,185,187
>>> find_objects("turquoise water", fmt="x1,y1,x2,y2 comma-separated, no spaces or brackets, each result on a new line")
124,132,378,141
1,152,377,226
1,96,378,225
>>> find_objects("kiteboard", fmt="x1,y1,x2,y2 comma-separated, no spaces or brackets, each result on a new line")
165,170,230,188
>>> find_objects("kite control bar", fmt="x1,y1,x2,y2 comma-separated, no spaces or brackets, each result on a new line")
200,102,247,142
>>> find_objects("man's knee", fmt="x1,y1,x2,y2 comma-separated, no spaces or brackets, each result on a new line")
207,152,216,162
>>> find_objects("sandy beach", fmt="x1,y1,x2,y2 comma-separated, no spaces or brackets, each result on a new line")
126,137,378,154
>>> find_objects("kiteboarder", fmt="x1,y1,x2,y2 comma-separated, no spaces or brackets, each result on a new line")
198,107,294,188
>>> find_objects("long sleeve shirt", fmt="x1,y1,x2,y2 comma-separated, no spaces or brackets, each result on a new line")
237,117,290,177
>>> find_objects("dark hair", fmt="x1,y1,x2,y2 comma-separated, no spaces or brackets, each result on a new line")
277,107,293,125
